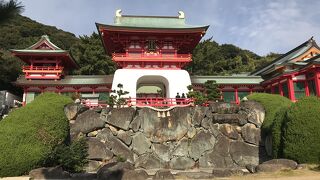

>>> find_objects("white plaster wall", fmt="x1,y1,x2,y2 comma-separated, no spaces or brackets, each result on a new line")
111,69,191,98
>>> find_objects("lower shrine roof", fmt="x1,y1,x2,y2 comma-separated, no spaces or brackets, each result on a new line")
14,75,113,86
191,75,263,85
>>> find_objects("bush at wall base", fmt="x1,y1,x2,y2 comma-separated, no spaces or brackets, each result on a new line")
0,93,72,177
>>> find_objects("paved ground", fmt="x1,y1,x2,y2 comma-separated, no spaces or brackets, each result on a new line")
229,168,320,180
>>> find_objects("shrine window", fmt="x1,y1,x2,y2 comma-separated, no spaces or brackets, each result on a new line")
294,81,306,99
281,82,289,98
147,40,156,52
129,42,140,49
222,91,235,103
163,41,174,49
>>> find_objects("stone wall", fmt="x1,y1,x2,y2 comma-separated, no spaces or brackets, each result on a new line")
65,101,267,172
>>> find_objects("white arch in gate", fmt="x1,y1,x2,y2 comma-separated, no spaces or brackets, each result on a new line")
111,69,191,99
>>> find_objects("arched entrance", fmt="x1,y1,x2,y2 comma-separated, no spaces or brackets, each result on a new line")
136,75,169,98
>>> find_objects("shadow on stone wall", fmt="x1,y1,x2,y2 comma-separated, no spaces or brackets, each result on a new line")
64,100,269,172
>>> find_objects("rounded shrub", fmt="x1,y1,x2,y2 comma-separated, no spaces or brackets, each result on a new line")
0,93,72,177
271,107,288,158
283,96,320,163
247,93,292,134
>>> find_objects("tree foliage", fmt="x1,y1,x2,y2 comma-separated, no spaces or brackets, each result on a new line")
186,38,279,75
107,83,129,108
187,80,221,105
70,32,116,75
0,0,23,23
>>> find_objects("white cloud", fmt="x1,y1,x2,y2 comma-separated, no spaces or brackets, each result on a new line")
227,0,320,55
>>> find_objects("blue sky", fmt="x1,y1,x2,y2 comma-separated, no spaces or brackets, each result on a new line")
20,0,320,56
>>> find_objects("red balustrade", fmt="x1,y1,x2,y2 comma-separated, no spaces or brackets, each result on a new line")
23,66,63,72
82,97,194,108
112,53,191,62
22,66,64,79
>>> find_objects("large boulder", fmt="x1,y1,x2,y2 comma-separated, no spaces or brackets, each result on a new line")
219,124,240,140
172,137,189,157
71,172,97,180
121,170,149,180
199,135,235,168
97,162,134,180
106,107,136,130
71,110,105,135
189,130,216,160
129,116,141,132
100,107,112,122
131,132,151,155
105,135,134,163
241,123,261,145
117,130,133,146
153,169,174,180
169,157,195,170
139,107,191,143
96,127,114,142
87,138,113,161
29,166,70,179
256,159,298,172
135,153,165,169
152,143,171,162
64,103,89,120
191,106,208,126
209,102,239,114
229,141,259,166
85,160,102,172
240,101,265,127
64,103,79,120
212,114,247,125
200,151,234,168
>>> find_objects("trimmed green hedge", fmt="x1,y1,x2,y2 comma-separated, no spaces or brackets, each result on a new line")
283,96,320,163
247,93,292,134
0,93,72,177
271,107,287,158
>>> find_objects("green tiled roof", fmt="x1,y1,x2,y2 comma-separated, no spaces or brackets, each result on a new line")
98,10,209,30
191,75,263,85
113,15,207,29
14,75,113,86
10,49,68,54
11,35,65,53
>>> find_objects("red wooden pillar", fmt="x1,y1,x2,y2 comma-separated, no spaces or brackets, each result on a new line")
249,87,253,94
304,79,310,96
315,72,320,97
235,87,239,104
287,76,296,102
279,82,283,96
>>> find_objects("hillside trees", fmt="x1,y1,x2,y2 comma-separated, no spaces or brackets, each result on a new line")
70,32,116,75
0,0,23,23
186,38,279,75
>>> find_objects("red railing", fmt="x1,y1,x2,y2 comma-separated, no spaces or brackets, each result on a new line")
82,97,194,108
112,53,191,62
22,66,63,72
129,97,194,107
